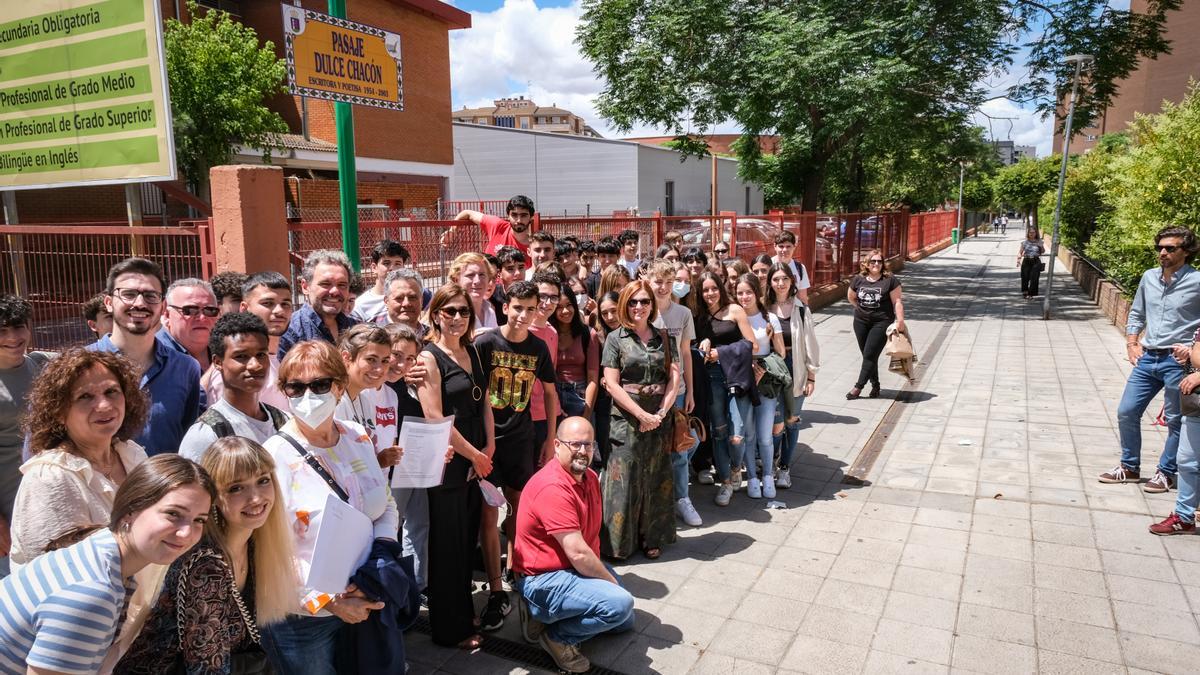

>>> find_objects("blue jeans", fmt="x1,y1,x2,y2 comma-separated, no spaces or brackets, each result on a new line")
1118,351,1183,476
744,395,778,483
260,614,343,675
394,486,429,589
557,380,589,418
707,363,751,481
774,358,805,468
518,566,635,646
671,392,700,500
1175,417,1200,522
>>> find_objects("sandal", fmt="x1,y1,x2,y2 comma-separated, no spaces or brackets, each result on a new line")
457,634,484,650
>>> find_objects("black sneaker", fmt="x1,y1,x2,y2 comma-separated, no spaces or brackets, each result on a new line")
479,590,511,631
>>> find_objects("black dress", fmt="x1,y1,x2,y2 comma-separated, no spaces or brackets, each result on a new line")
422,343,486,646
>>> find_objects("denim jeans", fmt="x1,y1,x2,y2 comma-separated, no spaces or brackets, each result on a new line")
557,380,588,418
706,363,732,481
1174,416,1200,523
671,392,701,500
260,614,343,675
744,395,778,483
518,565,635,646
1117,351,1183,476
774,358,806,469
394,486,429,589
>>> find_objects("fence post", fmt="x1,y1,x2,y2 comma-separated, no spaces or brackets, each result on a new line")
2,192,28,298
196,218,217,280
653,211,664,248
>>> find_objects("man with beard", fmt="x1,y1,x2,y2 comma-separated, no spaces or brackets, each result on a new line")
442,195,535,257
278,249,358,359
89,257,201,456
512,417,634,674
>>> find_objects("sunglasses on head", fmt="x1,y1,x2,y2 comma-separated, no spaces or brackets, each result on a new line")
282,377,335,398
439,306,471,318
170,304,220,318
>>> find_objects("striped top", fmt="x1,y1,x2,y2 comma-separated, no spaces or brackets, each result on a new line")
0,528,133,675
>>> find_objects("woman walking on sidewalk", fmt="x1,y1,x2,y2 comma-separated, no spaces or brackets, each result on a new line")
1018,228,1045,298
847,250,905,400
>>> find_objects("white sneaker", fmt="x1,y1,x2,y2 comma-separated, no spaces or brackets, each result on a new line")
762,474,776,499
675,497,702,526
775,467,792,489
747,478,762,499
715,484,733,506
698,469,715,485
730,467,743,491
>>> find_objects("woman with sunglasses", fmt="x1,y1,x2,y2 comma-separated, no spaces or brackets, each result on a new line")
600,281,679,560
414,284,495,649
1017,227,1045,299
591,292,622,469
847,249,905,399
259,340,397,673
765,263,819,490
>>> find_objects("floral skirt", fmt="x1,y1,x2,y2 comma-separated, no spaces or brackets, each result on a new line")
600,395,676,559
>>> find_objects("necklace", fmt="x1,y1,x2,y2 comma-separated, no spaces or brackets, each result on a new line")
440,343,483,401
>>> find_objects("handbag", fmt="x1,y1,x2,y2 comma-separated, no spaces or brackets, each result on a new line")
1183,390,1200,418
656,329,694,453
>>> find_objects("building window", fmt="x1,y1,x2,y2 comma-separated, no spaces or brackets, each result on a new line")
520,117,529,129
664,181,675,217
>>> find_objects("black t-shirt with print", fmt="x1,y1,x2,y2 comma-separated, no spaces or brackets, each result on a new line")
476,329,556,447
851,275,901,322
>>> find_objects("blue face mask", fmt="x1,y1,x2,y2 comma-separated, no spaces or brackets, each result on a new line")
672,281,691,298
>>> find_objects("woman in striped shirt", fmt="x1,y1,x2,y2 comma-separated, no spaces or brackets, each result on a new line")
0,454,214,675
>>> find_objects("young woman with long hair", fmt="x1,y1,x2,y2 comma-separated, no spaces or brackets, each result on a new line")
732,273,786,499
552,290,599,420
765,263,820,489
591,291,622,468
117,437,296,674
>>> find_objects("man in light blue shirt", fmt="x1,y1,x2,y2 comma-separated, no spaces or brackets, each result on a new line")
1101,227,1200,493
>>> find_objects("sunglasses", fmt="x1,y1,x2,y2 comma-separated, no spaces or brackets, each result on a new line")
169,304,220,318
629,298,653,307
111,288,163,305
282,377,335,398
1157,245,1181,253
439,306,472,318
868,259,884,264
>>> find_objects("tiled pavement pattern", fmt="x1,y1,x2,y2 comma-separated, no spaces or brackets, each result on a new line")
414,228,1197,674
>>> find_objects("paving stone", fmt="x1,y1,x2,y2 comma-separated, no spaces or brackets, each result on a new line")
706,618,796,666
841,535,906,564
784,526,849,554
608,634,702,675
870,618,953,664
642,603,727,649
1033,562,1108,598
769,545,838,578
1112,598,1200,642
730,591,809,632
1033,540,1104,571
1033,587,1115,628
749,567,823,603
890,565,961,601
1034,617,1123,664
862,650,949,674
828,554,897,589
972,497,1030,519
906,524,970,550
1106,573,1193,611
1119,630,1200,674
968,531,1033,561
899,541,967,574
664,578,748,617
954,603,1035,646
1036,648,1127,675
964,552,1033,586
913,507,972,530
950,634,1036,674
1101,549,1178,582
814,577,889,617
798,603,879,648
882,590,958,630
782,634,870,675
690,556,766,590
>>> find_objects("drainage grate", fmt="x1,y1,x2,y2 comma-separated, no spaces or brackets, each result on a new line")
408,616,629,674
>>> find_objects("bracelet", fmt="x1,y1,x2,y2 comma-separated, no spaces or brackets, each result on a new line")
806,378,816,383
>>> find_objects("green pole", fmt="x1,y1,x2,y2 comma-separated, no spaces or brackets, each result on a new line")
328,0,360,272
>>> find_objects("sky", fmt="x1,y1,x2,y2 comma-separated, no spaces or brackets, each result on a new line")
447,0,1056,155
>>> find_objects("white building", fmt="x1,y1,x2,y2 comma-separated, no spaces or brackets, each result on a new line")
450,123,765,216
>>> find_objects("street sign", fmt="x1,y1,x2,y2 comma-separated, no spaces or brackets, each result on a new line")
282,4,403,111
0,0,176,190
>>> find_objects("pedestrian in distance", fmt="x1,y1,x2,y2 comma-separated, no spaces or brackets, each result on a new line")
1018,227,1045,299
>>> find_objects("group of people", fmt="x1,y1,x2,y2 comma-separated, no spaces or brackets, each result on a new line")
0,194,911,674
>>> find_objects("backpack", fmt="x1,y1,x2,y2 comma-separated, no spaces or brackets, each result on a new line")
198,403,288,439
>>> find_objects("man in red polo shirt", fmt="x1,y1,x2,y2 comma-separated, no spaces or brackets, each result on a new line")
512,416,634,673
441,195,534,257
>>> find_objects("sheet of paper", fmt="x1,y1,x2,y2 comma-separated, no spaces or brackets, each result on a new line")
390,415,454,488
305,492,374,595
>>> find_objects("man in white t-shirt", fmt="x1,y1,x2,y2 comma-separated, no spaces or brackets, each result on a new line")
772,231,812,305
646,259,701,526
180,312,288,461
353,240,412,324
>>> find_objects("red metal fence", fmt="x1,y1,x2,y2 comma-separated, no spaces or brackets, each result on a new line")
0,221,215,350
908,210,961,257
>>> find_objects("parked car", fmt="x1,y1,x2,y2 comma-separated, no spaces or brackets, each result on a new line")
676,218,778,260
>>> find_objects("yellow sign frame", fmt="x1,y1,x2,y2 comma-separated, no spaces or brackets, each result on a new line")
282,4,403,111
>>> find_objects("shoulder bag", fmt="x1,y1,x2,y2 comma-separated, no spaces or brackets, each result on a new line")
658,329,698,453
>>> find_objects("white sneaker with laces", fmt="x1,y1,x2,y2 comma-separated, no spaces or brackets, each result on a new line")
762,474,776,499
775,467,792,489
747,477,762,499
715,484,733,506
697,469,715,485
675,497,702,526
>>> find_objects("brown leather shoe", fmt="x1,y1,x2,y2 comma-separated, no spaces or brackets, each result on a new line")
539,633,590,673
1098,465,1140,484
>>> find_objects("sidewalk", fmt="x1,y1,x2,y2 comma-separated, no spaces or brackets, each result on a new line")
414,228,1195,674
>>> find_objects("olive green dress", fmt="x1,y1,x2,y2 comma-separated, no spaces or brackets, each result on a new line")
600,327,677,559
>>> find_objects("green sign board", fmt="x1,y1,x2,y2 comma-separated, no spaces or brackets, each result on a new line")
0,0,175,190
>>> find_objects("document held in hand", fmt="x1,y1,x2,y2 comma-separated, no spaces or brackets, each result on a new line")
305,493,374,594
391,415,454,488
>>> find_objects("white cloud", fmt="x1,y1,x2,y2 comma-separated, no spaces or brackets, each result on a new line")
972,97,1055,157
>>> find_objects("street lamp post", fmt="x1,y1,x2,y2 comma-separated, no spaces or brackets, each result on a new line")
955,161,965,253
1044,54,1093,320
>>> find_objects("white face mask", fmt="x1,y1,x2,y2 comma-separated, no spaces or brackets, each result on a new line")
289,390,338,428
672,281,691,298
575,293,590,309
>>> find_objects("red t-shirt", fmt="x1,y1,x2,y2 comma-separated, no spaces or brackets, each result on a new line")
512,459,601,576
480,214,530,258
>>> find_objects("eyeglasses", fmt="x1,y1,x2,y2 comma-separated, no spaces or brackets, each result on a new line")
868,259,884,264
110,288,163,305
713,247,729,254
1158,245,1181,253
169,304,220,318
439,306,471,318
538,293,561,305
557,439,598,453
629,298,653,307
282,377,335,398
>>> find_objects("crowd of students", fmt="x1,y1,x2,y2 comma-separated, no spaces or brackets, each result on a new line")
0,194,910,674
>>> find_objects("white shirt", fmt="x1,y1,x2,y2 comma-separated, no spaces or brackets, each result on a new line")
336,386,399,452
773,257,812,292
178,398,284,462
621,258,641,279
351,290,387,323
748,311,782,357
652,302,695,396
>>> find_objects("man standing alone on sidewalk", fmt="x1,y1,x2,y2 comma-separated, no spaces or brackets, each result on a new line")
1101,226,1200,493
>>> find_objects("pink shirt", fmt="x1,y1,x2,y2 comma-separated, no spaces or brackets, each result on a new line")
556,327,599,384
530,323,558,422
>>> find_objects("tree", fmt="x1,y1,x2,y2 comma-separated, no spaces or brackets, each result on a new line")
1038,132,1126,250
991,156,1060,231
577,0,1180,210
165,2,288,191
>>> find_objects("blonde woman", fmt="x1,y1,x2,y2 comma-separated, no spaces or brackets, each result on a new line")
116,437,296,674
448,252,498,330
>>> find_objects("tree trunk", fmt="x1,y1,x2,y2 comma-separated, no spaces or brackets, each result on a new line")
800,168,825,211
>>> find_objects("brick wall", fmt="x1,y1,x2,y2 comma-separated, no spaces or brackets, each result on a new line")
284,178,441,212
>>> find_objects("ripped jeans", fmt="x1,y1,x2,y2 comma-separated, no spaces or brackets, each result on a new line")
707,362,751,483
773,357,805,469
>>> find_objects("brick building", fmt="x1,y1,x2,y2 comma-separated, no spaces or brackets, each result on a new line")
12,0,469,223
453,96,603,138
1055,0,1199,154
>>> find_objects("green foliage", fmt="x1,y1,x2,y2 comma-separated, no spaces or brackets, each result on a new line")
1083,82,1200,292
991,156,1060,228
577,0,1179,210
165,2,288,186
1038,133,1124,250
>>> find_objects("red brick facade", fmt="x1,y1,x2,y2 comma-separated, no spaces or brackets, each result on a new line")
284,178,441,213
